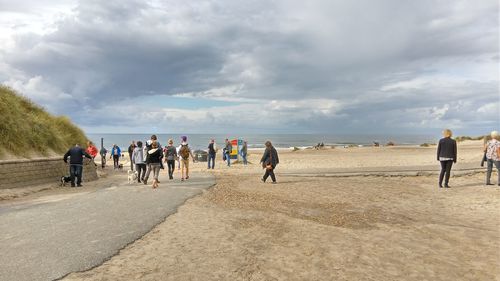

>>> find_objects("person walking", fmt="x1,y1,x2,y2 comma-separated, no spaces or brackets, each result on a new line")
63,144,92,187
207,139,217,169
86,141,98,159
110,144,122,169
177,136,195,181
132,141,146,183
485,130,500,186
224,139,232,167
128,141,136,171
260,141,279,184
436,129,457,188
164,139,177,180
240,141,248,165
99,146,107,168
143,141,162,188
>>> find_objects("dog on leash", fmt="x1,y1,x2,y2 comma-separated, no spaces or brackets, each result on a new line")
60,176,72,187
127,170,138,184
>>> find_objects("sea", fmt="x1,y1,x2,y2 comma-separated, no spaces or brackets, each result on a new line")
87,133,438,151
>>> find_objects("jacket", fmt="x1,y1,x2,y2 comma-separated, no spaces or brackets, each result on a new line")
261,147,279,168
147,148,163,164
64,146,92,165
208,143,217,155
437,137,457,162
111,146,121,157
164,145,177,161
132,147,145,164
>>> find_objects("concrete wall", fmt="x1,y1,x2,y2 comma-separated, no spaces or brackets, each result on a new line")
0,158,98,189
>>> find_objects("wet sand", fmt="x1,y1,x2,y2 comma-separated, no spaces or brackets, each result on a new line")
56,141,500,280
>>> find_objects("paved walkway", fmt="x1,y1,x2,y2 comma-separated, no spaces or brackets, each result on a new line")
0,173,215,281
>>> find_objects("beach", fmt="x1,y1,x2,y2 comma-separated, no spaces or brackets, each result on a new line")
59,140,499,280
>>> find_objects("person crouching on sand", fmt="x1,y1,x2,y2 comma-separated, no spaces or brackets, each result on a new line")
143,141,162,188
485,130,500,186
436,129,457,188
260,141,279,184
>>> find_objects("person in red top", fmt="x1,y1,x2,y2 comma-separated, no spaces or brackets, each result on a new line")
86,141,98,159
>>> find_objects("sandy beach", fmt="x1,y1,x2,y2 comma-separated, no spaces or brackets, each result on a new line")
56,140,499,280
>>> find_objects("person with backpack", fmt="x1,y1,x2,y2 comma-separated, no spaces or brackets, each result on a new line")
260,141,279,184
132,141,146,183
63,144,92,187
224,139,232,167
207,139,217,169
177,136,195,181
164,139,177,180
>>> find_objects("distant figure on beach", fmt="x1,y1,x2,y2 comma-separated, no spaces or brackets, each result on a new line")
128,141,136,171
86,141,98,159
207,139,217,169
484,131,500,186
224,139,232,166
110,144,122,169
481,135,492,167
240,141,248,165
164,139,177,180
436,129,457,188
178,136,195,181
63,144,92,187
143,141,162,188
99,146,107,168
146,135,163,170
132,141,146,183
260,141,279,184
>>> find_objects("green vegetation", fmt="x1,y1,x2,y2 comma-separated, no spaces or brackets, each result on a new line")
454,135,485,142
0,85,88,158
420,143,436,147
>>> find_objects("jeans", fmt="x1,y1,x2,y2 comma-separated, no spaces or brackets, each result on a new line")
69,165,83,186
144,163,161,182
241,152,247,165
225,152,231,166
439,160,453,186
136,163,146,182
486,159,500,184
113,155,120,169
208,154,215,169
263,167,276,182
166,160,175,179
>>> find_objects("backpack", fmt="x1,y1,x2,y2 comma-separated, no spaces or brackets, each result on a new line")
180,144,190,159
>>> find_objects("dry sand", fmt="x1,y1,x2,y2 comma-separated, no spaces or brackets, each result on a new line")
56,141,499,280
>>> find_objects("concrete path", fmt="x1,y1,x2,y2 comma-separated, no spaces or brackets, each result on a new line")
0,172,215,281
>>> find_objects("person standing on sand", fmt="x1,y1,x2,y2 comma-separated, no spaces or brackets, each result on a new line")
484,131,500,186
224,139,232,167
128,141,136,171
260,141,279,184
99,146,107,168
86,141,98,159
164,139,177,180
177,136,195,181
143,141,162,188
436,129,457,188
207,139,217,169
132,141,146,183
63,144,92,187
110,144,121,169
240,141,248,165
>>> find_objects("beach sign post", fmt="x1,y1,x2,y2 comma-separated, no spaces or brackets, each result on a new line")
230,139,239,160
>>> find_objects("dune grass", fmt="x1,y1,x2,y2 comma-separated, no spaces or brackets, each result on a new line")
454,135,485,142
0,85,88,158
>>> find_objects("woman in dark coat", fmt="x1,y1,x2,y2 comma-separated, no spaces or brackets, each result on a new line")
436,129,457,188
260,141,279,184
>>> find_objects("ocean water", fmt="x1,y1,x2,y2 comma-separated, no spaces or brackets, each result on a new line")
87,133,437,151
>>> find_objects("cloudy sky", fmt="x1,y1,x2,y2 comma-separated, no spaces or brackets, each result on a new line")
0,0,498,134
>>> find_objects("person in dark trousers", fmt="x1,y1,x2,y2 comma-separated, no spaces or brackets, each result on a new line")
436,129,457,188
240,141,248,165
132,141,146,183
63,144,92,187
485,131,500,186
128,141,136,171
110,144,121,169
260,141,279,184
99,146,107,168
224,139,232,166
207,139,217,169
164,139,177,179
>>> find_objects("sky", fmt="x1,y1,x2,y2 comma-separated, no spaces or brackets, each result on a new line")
0,0,498,135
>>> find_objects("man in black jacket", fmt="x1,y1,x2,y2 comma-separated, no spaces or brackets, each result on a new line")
63,144,92,187
436,129,457,188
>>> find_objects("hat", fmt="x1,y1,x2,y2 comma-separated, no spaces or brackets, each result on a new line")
181,136,187,142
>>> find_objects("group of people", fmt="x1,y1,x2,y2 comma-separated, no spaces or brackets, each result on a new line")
437,129,500,188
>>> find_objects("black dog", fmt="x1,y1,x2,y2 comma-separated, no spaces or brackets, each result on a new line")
60,176,72,187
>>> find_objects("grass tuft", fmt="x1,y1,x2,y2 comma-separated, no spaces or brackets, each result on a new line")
0,85,88,158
